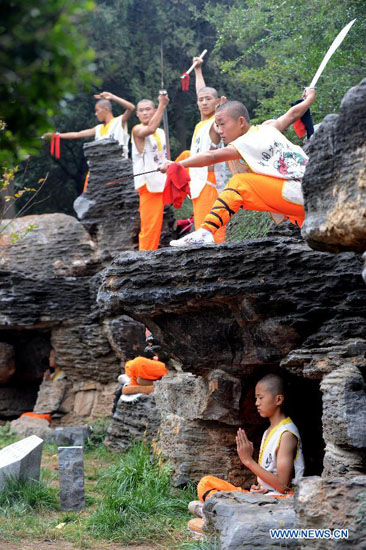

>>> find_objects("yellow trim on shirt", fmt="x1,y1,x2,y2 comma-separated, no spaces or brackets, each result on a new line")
99,117,116,137
258,417,292,466
153,130,163,151
191,115,215,146
132,125,162,151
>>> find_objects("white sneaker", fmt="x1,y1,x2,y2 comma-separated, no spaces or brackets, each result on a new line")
188,500,204,518
170,228,214,247
118,374,130,386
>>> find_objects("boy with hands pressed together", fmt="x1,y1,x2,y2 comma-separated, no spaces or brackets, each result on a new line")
188,374,304,535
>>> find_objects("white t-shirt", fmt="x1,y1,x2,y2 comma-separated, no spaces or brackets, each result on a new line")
258,417,305,495
95,114,129,158
131,127,167,193
189,117,229,198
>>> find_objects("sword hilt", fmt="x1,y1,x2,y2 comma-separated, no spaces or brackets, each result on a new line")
159,89,168,96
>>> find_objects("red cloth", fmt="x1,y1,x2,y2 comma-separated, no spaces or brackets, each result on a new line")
293,119,306,139
50,133,60,159
163,163,191,209
181,73,190,91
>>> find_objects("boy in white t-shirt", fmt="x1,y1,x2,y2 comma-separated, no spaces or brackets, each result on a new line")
50,91,135,159
188,374,304,536
159,88,316,246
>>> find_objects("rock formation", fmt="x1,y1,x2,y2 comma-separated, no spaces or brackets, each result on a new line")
97,237,366,490
0,140,170,423
0,85,365,548
302,79,366,254
105,394,160,451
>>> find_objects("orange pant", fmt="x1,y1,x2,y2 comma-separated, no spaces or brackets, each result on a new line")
197,475,291,502
175,151,226,244
197,475,247,502
193,175,226,244
138,185,164,250
83,172,90,193
202,173,304,234
124,356,168,386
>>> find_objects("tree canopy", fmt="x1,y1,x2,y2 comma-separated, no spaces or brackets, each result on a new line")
3,0,365,216
0,0,96,164
204,0,366,125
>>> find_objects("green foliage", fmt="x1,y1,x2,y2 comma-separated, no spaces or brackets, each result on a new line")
0,423,19,447
85,416,111,449
0,0,97,164
88,441,196,543
204,0,366,127
0,475,59,513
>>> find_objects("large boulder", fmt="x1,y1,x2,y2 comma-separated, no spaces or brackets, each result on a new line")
302,79,366,254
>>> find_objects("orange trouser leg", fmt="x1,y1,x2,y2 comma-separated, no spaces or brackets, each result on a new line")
135,359,168,381
193,178,226,244
124,357,168,386
197,475,247,502
202,173,305,234
124,360,138,386
83,172,90,193
138,185,164,251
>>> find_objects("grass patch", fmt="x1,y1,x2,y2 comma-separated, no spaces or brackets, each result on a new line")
85,416,110,450
88,441,196,544
0,474,59,513
227,209,272,241
0,425,205,549
0,422,20,447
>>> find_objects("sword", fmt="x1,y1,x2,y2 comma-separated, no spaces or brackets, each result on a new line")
105,169,159,186
181,49,208,80
160,42,171,160
308,19,356,89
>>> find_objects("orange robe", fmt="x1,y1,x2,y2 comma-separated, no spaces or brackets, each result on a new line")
124,356,168,386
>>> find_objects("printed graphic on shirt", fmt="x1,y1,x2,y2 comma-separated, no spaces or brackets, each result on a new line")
257,140,308,179
265,453,273,469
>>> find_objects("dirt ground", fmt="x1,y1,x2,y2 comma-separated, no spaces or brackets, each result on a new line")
0,543,157,550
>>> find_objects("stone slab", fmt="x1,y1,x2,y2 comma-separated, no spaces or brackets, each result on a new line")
55,426,90,446
203,491,298,549
58,446,85,510
0,435,43,490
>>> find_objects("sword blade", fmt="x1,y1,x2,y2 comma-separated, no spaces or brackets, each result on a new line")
160,41,171,160
162,109,171,160
105,169,159,186
309,19,356,89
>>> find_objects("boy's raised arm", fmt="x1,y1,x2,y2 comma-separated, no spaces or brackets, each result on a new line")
94,91,135,122
271,88,316,134
193,57,206,94
133,94,169,140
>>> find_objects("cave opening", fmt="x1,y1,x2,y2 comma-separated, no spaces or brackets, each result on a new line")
239,368,324,478
0,329,51,421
